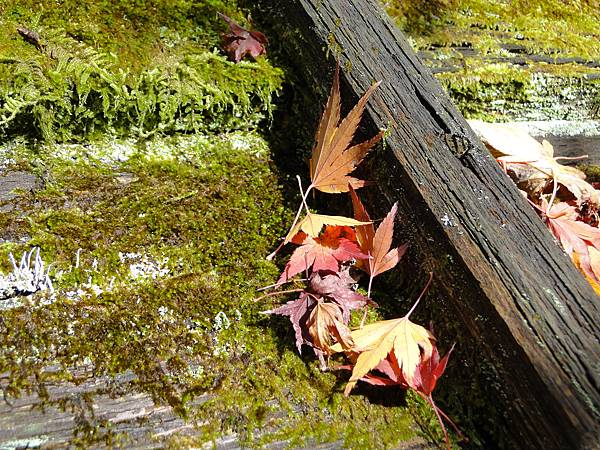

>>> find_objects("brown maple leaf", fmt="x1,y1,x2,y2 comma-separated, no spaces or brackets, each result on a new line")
307,301,354,356
262,292,315,353
219,13,267,63
309,270,373,322
308,64,383,194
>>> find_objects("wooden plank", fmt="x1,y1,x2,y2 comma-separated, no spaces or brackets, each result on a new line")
254,1,600,448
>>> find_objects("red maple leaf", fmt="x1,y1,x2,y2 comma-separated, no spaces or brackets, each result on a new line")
544,200,600,282
278,226,368,283
218,13,267,63
262,292,315,353
338,343,459,449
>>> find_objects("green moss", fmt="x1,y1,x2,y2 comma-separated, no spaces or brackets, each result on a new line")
387,0,600,60
0,0,284,142
385,0,600,120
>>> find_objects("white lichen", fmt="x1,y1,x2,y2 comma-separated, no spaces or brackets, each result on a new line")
0,248,54,309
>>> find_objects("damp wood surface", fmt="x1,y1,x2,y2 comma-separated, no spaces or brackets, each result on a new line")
256,0,600,449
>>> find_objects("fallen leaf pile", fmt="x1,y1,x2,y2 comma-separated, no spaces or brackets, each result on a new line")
469,120,600,295
259,63,459,448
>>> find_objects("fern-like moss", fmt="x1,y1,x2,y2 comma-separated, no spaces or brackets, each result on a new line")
0,0,283,142
0,39,283,141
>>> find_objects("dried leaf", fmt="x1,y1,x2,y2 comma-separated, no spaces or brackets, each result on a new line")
278,226,367,282
469,120,600,205
574,247,600,295
309,271,372,322
307,301,354,355
544,200,600,282
350,187,407,278
309,64,383,194
219,13,267,62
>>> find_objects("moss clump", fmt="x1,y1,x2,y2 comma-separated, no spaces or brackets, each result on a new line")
0,0,283,141
387,0,600,60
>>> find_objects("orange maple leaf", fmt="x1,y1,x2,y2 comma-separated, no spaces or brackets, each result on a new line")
278,226,367,282
308,64,383,194
350,186,407,294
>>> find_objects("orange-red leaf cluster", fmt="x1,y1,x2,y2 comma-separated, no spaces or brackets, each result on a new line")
470,120,600,292
260,63,457,448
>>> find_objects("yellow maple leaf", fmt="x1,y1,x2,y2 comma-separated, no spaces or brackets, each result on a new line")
283,212,370,245
332,316,433,395
331,274,435,395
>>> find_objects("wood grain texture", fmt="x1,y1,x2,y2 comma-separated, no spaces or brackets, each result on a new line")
259,1,600,448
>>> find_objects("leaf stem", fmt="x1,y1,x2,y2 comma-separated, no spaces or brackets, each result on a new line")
405,272,433,318
266,177,313,261
360,267,375,328
428,395,451,450
297,176,312,214
256,278,307,292
547,169,558,213
254,288,304,302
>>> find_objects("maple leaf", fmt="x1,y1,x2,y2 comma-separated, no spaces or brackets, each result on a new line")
350,187,407,295
337,341,454,395
307,301,354,355
574,247,600,295
262,292,315,353
308,64,383,194
543,200,600,282
219,13,267,63
469,120,600,206
283,211,370,245
278,226,367,282
337,341,459,449
331,274,435,395
309,270,373,322
412,343,455,396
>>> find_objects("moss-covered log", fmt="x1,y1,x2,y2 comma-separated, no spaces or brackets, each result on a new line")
258,0,600,448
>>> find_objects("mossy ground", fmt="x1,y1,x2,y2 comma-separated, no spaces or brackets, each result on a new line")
385,0,600,120
0,133,426,447
0,0,431,447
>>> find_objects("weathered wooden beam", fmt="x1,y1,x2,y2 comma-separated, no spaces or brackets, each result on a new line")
256,1,600,448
